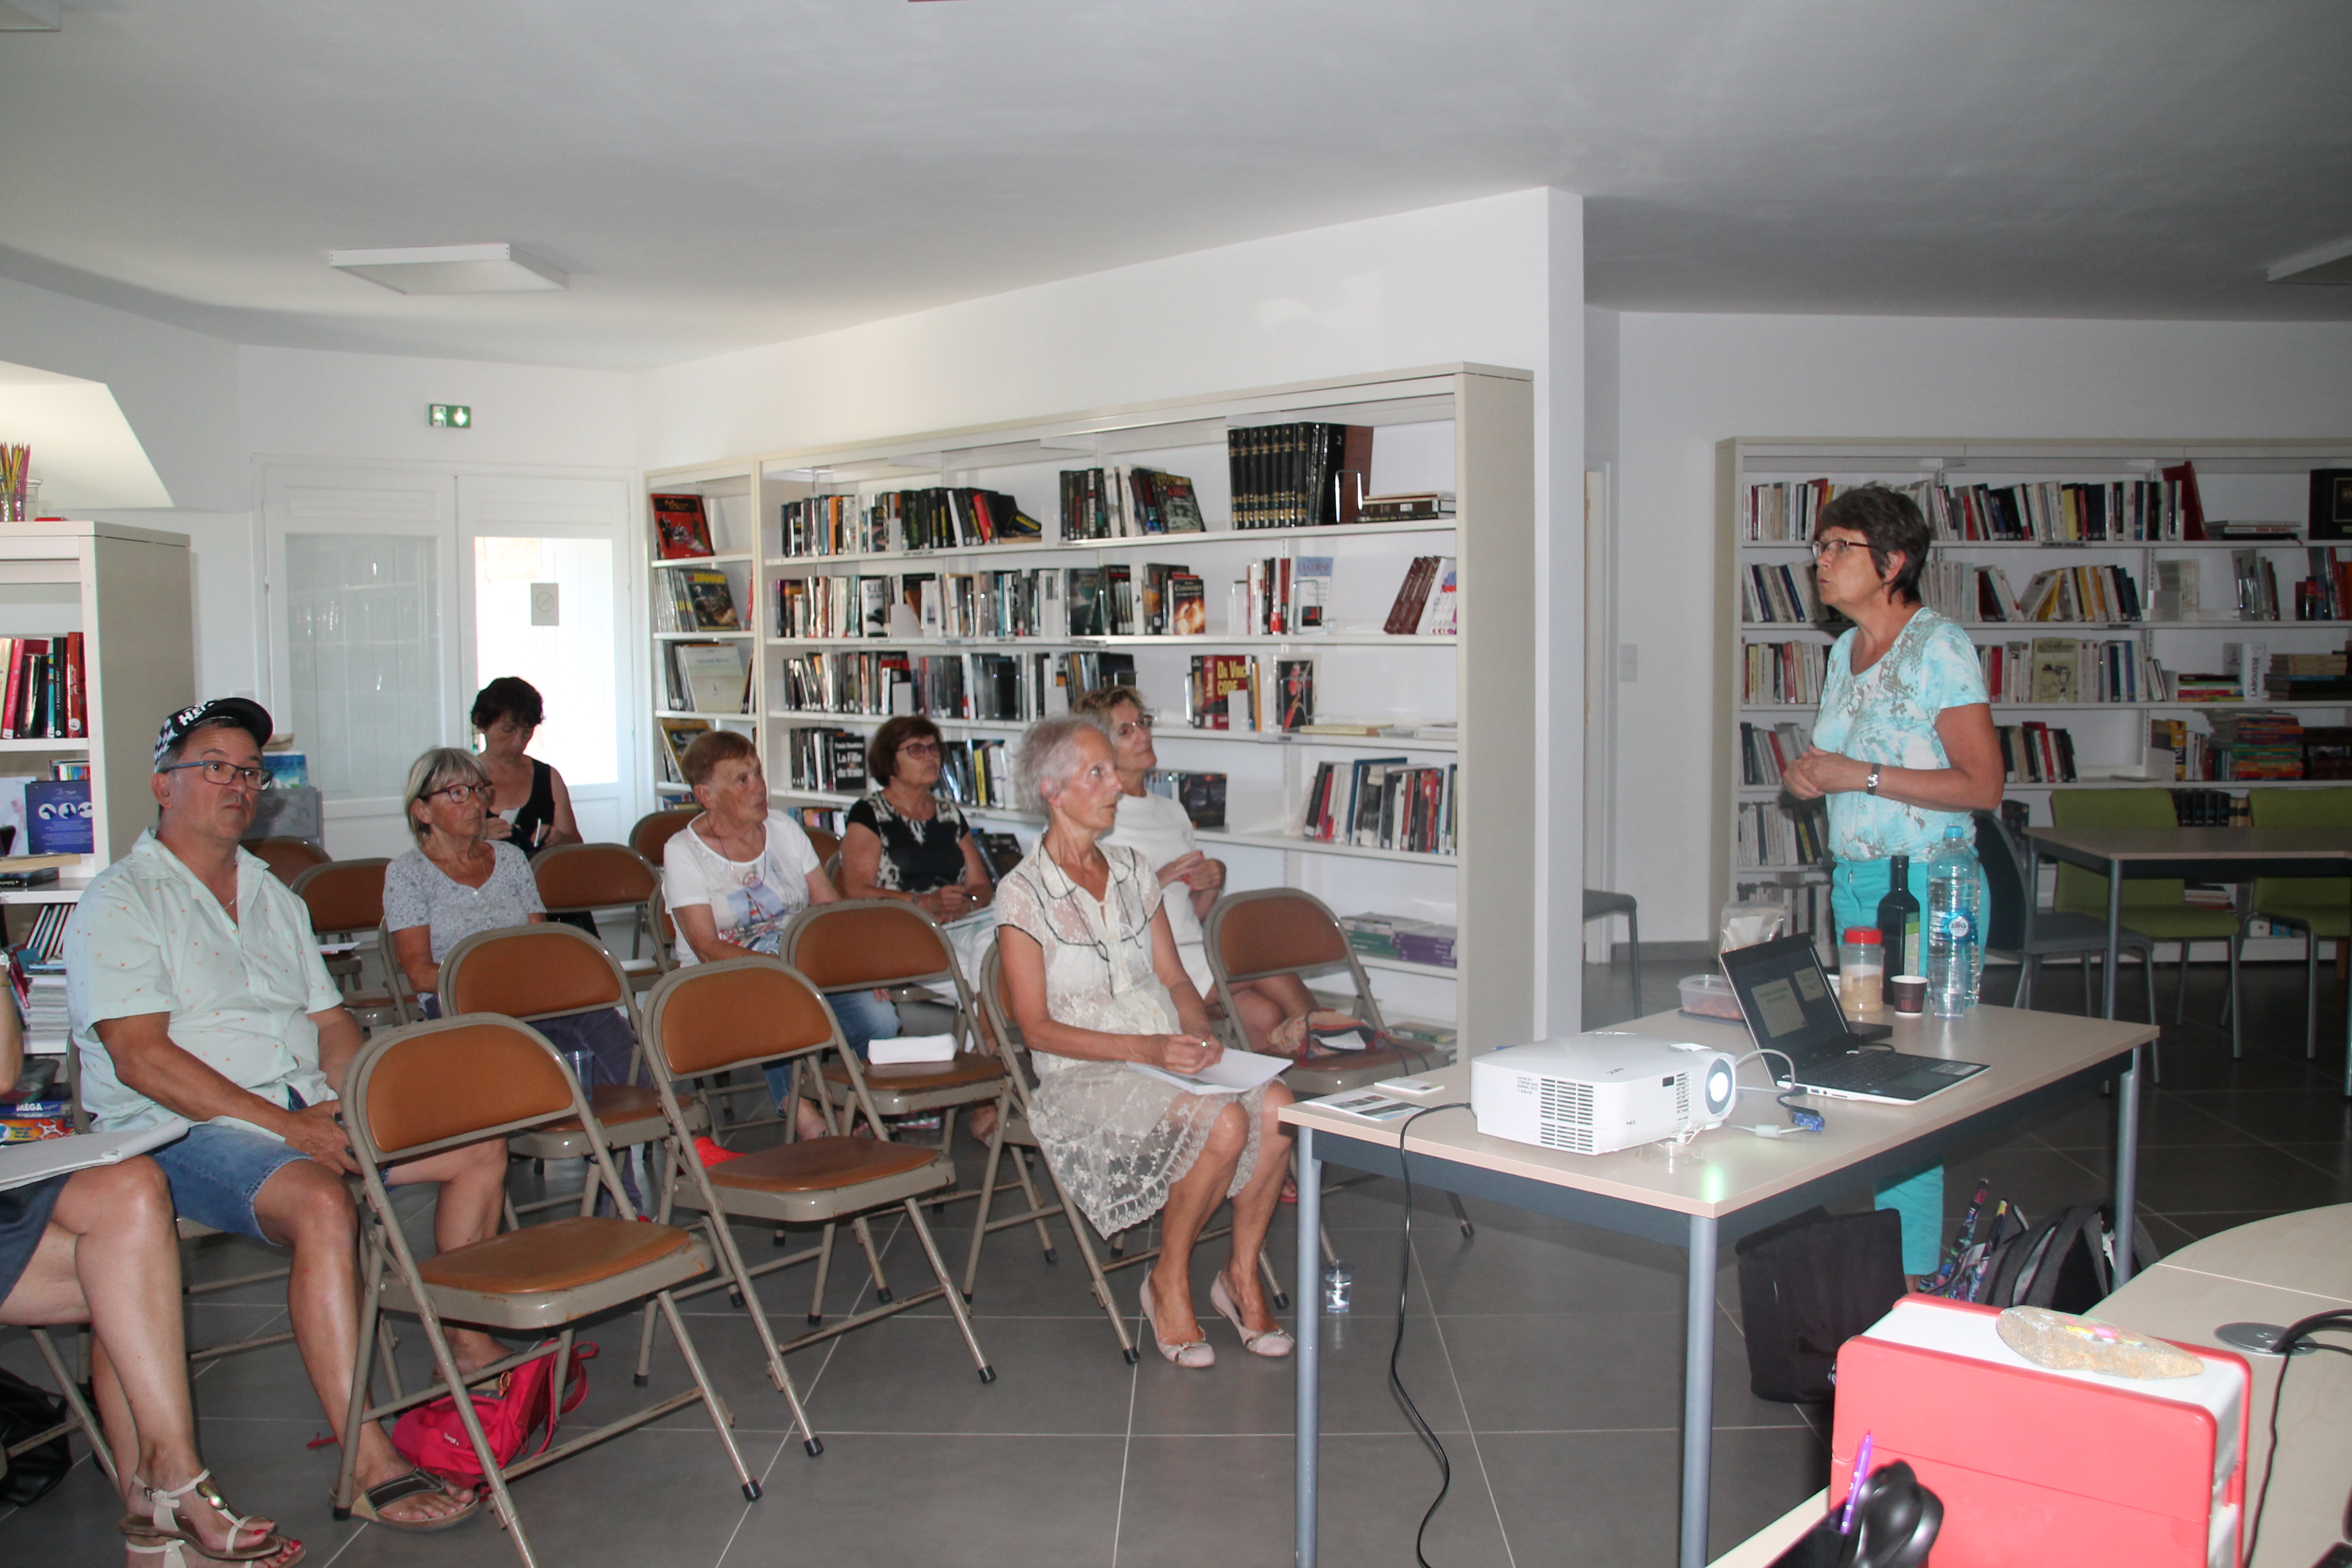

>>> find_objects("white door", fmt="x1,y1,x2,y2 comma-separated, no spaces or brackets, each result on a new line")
264,464,462,860
262,462,640,859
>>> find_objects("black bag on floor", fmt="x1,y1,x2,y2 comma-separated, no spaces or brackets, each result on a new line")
1968,1202,2160,1313
1734,1206,1907,1403
0,1364,72,1505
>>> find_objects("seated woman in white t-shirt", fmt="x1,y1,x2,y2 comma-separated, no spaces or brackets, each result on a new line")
661,728,899,1139
1070,686,1346,1057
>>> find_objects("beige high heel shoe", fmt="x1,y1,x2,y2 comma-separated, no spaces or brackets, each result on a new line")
1139,1271,1215,1369
1210,1272,1295,1359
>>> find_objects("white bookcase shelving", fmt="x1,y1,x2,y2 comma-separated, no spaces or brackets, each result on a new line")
1714,437,2352,959
643,365,1536,1044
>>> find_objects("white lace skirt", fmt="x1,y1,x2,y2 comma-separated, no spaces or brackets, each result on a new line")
1028,1065,1269,1238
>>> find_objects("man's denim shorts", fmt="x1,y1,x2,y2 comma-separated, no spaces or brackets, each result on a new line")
150,1122,314,1242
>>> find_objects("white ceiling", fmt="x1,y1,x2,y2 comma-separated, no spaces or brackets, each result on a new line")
1,1,2346,372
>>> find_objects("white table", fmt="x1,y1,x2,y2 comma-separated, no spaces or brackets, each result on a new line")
1283,1003,2158,1568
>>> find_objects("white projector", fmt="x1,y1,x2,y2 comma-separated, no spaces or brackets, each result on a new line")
1471,1033,1738,1155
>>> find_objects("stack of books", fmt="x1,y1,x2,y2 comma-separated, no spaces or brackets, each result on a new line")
1391,922,1457,970
2210,710,2304,779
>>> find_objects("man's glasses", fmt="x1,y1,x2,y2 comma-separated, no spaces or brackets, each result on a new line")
1811,540,1869,562
158,759,273,791
421,783,493,805
897,742,942,759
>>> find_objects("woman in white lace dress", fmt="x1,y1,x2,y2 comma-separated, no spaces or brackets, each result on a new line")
995,713,1295,1368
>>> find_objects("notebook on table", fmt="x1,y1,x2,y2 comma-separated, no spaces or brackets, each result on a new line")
1718,934,1988,1104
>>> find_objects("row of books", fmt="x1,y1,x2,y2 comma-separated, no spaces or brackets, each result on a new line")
1338,914,1459,969
783,726,871,794
773,647,1134,723
1059,466,1206,540
1142,769,1227,829
1736,801,1828,869
1979,638,2158,705
1741,472,2208,544
1228,422,1371,531
652,568,741,633
0,634,88,740
1918,561,2143,625
1996,723,2079,783
1738,720,1815,788
1382,557,1458,635
1300,756,1456,855
662,642,753,715
773,564,1208,640
1742,562,1822,624
774,487,1044,560
1741,639,1828,706
1238,556,1333,635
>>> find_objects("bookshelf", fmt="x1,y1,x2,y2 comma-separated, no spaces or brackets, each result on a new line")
1716,438,2352,955
0,521,192,889
643,364,1535,1044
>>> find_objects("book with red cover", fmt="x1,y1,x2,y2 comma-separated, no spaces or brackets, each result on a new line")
63,633,84,737
651,493,716,559
2159,462,2206,541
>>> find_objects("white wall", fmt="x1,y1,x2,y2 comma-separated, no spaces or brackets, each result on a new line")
239,346,633,469
640,187,1588,1030
1614,313,2352,942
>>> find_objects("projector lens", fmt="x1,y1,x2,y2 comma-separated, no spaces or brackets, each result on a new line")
1706,1060,1734,1115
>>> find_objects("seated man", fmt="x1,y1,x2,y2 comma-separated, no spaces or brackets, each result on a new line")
64,698,508,1534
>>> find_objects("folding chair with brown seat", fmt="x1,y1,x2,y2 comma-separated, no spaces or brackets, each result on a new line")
243,835,330,884
802,824,841,868
287,858,414,1031
971,939,1137,1361
330,1014,756,1567
778,899,1011,1194
530,842,674,997
627,806,699,866
631,957,996,1431
8,1326,117,1490
438,923,703,1223
1204,886,1474,1242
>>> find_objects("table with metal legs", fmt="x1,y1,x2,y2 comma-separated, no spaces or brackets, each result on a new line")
1288,1004,2155,1568
2024,824,2352,1098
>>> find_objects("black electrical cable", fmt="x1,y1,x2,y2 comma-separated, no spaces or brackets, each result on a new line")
1387,1101,1471,1568
2241,1309,2352,1567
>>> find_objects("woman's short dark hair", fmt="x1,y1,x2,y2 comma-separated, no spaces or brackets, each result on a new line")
679,727,758,790
471,677,545,732
1816,486,1931,606
868,715,943,785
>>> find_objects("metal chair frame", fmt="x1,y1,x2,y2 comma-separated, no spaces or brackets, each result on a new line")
530,842,677,998
288,858,415,1031
1581,888,1643,1015
8,1326,117,1490
330,1014,756,1567
630,957,997,1438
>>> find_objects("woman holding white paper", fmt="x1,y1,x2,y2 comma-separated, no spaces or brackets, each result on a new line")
995,712,1295,1369
1,1001,302,1565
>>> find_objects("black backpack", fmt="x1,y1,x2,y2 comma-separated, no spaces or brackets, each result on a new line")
1734,1207,1907,1403
0,1365,72,1506
1955,1202,2159,1312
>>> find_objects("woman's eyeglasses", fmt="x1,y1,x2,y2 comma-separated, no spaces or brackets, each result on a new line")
1811,540,1869,562
897,741,942,759
422,783,493,805
1113,716,1155,738
157,759,273,791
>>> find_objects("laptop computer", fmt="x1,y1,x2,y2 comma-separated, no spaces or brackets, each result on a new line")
1718,934,1989,1104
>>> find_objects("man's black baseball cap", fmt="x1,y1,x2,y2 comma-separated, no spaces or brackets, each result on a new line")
154,698,273,767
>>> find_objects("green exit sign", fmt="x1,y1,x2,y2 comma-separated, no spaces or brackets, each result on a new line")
428,404,472,428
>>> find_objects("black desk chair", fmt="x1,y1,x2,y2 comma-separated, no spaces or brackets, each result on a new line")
1974,809,2163,1082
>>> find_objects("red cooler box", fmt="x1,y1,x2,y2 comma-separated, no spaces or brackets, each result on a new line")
1830,1295,2249,1568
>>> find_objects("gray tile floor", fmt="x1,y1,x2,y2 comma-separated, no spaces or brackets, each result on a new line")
6,959,2348,1566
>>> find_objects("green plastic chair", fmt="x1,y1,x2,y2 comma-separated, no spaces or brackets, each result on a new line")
2248,786,2352,1059
2050,788,2243,1054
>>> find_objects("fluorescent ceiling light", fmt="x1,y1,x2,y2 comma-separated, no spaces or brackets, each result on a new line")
0,1,61,31
2267,236,2352,286
328,243,568,295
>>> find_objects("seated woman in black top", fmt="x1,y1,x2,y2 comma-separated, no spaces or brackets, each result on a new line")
471,676,580,859
840,715,996,922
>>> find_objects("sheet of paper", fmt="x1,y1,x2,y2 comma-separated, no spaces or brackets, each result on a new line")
1316,1090,1421,1122
869,1032,957,1065
0,1125,187,1193
1128,1046,1291,1097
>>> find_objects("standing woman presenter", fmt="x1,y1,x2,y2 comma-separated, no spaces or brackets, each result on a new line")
1780,485,2004,1280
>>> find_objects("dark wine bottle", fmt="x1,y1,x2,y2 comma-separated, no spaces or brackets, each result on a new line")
1875,854,1921,978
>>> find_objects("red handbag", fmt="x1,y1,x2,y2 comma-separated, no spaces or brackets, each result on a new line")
391,1340,596,1482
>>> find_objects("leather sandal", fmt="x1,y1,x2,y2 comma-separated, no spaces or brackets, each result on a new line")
346,1468,482,1533
1210,1271,1295,1358
120,1469,302,1567
1138,1272,1215,1369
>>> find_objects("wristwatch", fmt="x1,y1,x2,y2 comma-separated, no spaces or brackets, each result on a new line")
1865,766,1882,796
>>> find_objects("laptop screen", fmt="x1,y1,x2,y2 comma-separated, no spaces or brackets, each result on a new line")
1719,934,1854,1064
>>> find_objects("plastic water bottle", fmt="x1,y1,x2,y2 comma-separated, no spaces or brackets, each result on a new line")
1926,824,1984,1019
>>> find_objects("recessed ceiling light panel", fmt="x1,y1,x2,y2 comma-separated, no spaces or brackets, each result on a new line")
328,243,568,295
2267,236,2352,287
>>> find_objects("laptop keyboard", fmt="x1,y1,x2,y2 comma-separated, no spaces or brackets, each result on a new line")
1797,1051,1920,1093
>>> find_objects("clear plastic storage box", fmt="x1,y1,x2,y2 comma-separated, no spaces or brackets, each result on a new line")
1678,972,1743,1020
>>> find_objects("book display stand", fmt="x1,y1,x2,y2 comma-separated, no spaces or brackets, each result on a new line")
643,365,1536,1042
